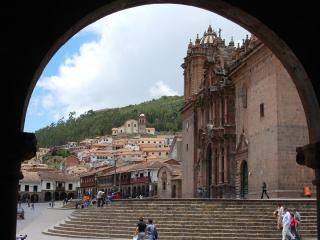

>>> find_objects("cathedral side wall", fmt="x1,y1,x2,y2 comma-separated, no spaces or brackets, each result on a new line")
274,57,314,197
181,108,195,198
233,46,279,198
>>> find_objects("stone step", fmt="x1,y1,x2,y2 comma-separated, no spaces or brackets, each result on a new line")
69,213,317,221
56,223,316,233
64,219,316,227
44,199,317,239
46,227,317,239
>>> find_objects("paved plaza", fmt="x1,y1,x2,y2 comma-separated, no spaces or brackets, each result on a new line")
16,201,127,240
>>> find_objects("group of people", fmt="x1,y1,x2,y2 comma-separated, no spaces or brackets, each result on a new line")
134,217,158,240
96,190,115,207
274,204,301,240
75,191,115,209
19,198,34,210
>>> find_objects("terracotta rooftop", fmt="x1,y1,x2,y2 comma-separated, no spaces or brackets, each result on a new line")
20,170,41,183
38,170,79,181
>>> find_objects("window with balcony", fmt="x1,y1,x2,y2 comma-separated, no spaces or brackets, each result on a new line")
46,182,50,189
25,185,29,192
33,186,38,192
68,184,73,190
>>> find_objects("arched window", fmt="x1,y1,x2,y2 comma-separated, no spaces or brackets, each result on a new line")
161,172,167,190
241,84,247,108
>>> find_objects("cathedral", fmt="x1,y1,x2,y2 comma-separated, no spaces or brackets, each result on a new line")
181,25,314,199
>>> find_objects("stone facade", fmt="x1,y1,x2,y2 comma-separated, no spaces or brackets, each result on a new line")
181,26,314,198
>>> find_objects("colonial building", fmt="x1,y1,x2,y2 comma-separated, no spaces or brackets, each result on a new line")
112,113,155,136
157,159,182,198
181,26,313,199
18,169,79,202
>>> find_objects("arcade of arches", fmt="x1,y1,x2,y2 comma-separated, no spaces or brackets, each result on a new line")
1,1,319,239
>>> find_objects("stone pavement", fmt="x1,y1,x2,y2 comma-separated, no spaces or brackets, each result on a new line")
16,201,127,240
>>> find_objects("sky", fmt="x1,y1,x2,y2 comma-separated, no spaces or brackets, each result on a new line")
24,4,249,133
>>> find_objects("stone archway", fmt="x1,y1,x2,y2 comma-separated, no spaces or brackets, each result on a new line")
172,185,177,198
60,192,67,200
67,192,74,199
22,194,30,202
44,192,52,202
240,161,248,199
31,194,39,203
54,192,59,201
1,2,319,239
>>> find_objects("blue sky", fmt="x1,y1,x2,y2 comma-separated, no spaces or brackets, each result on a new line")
24,4,249,133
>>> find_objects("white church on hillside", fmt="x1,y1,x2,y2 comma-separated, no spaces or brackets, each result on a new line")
112,113,155,136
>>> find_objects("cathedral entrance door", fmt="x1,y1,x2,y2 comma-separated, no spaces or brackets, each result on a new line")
240,161,248,198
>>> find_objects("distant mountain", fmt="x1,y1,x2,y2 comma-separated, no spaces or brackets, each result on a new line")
35,96,183,147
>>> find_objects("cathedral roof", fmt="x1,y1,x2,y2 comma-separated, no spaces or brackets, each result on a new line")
200,25,218,44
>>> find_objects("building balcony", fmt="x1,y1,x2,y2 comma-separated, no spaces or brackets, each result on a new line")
55,186,65,191
120,179,131,185
130,176,150,184
80,182,96,188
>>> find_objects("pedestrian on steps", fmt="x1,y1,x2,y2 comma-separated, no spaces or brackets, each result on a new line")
276,203,284,230
282,208,296,240
146,219,158,240
261,181,270,199
135,217,146,240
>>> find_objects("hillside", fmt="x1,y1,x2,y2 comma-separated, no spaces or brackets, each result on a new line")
35,96,183,147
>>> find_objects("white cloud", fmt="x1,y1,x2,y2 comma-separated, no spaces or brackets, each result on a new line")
29,4,249,127
41,94,55,109
149,81,178,99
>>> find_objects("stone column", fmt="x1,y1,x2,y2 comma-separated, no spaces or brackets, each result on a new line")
1,132,37,240
224,144,228,183
212,101,215,126
218,145,223,184
220,98,223,126
296,142,320,237
224,97,228,125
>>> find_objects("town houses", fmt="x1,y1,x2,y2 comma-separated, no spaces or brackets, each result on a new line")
19,114,182,202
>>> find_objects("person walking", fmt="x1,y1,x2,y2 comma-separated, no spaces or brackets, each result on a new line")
146,219,158,240
293,209,301,239
31,203,34,210
261,181,270,199
276,203,284,230
289,213,299,239
282,208,295,240
97,190,104,207
135,217,147,240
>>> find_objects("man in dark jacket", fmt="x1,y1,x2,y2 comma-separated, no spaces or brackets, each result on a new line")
261,181,270,199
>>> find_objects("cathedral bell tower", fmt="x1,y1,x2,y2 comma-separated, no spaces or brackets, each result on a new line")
138,113,146,134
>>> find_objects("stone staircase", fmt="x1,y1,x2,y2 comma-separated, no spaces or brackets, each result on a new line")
43,199,317,239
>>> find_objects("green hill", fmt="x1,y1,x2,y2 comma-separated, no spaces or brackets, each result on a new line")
35,96,183,147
